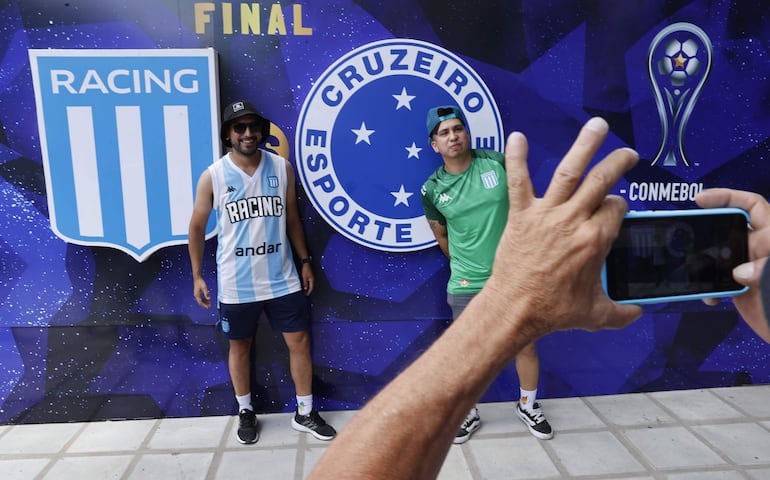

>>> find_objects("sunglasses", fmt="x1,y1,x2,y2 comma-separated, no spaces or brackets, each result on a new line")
231,121,262,134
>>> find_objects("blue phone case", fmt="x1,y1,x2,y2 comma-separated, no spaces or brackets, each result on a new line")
602,207,750,305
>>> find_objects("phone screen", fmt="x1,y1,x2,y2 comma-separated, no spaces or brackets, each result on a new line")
605,211,749,302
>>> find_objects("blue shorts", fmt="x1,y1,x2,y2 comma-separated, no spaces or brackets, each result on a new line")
447,293,477,320
218,291,310,339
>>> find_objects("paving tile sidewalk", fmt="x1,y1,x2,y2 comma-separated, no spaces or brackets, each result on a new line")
2,385,770,479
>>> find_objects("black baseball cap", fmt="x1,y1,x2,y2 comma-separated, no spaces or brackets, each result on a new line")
220,100,270,146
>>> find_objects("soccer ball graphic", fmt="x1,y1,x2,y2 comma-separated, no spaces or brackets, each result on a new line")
657,38,702,90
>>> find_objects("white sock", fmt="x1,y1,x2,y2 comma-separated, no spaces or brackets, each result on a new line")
236,393,252,412
520,388,537,411
297,394,313,416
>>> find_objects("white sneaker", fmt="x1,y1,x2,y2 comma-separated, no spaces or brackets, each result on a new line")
454,410,481,444
515,401,553,440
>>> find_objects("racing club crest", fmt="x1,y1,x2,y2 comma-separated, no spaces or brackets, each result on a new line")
295,39,503,251
29,48,219,262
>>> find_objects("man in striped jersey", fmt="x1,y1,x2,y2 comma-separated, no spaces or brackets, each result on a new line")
188,100,336,444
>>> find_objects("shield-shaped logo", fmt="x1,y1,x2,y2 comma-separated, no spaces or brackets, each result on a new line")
29,49,220,261
480,171,499,189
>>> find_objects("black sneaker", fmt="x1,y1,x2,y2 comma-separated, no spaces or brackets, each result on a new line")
453,410,481,444
237,408,259,444
291,409,337,441
515,401,553,440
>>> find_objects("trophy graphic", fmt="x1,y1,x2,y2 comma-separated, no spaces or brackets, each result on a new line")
647,22,713,167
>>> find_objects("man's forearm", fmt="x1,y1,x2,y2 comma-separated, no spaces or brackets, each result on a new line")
188,229,206,279
309,289,534,479
285,213,310,259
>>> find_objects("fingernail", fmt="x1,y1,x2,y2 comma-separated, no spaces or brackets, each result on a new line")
507,131,525,143
585,117,608,133
621,147,639,159
734,262,754,280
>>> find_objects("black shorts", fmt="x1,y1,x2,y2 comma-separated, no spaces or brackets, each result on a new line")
218,291,310,340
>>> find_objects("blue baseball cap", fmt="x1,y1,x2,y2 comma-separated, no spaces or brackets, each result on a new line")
426,105,468,140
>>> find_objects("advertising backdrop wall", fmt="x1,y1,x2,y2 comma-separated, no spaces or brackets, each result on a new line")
1,0,769,424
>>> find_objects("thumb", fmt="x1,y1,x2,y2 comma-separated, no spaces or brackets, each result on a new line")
733,257,768,288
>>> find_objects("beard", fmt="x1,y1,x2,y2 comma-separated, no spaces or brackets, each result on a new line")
232,138,259,156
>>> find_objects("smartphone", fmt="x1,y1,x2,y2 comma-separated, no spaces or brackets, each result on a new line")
603,208,750,304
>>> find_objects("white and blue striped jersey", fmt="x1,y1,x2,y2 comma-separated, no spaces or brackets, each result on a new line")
209,151,301,303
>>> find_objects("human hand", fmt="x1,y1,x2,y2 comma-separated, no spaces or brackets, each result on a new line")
302,264,315,296
486,117,643,340
193,277,211,308
696,188,770,342
307,117,644,480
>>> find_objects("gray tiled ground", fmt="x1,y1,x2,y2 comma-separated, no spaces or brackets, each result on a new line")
1,385,769,479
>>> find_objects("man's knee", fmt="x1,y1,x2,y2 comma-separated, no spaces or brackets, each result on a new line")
284,330,311,354
229,338,252,357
